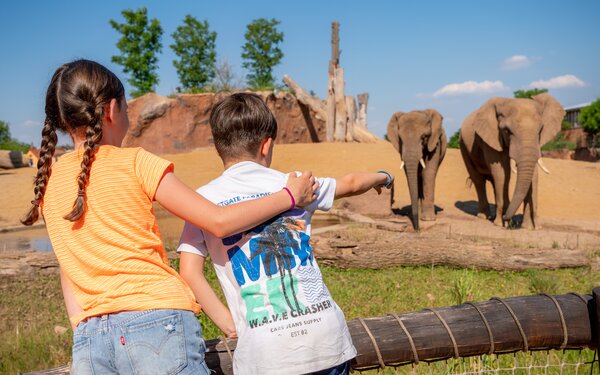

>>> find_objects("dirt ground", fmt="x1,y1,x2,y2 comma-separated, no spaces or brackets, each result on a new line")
1,142,599,271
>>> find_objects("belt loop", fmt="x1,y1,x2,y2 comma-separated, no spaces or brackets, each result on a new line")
101,314,109,332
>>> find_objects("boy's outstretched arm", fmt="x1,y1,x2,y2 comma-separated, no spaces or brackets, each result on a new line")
335,171,393,199
179,252,238,339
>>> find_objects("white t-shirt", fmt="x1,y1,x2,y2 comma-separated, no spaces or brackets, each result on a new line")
177,161,356,375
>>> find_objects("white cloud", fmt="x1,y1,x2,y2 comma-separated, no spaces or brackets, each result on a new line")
503,55,532,70
432,80,508,97
528,74,586,89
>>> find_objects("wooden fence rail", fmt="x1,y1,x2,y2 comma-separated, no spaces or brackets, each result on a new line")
23,289,600,375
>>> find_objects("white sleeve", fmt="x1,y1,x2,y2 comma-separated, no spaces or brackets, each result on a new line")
306,177,336,212
177,221,209,257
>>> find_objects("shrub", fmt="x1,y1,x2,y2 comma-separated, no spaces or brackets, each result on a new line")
447,130,460,149
541,133,576,151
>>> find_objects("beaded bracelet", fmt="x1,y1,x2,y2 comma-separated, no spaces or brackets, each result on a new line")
377,170,393,188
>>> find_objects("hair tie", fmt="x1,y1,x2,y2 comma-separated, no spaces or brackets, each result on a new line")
77,190,85,198
282,187,296,209
31,199,40,207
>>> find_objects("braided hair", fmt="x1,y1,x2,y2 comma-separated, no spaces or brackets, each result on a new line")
21,60,124,225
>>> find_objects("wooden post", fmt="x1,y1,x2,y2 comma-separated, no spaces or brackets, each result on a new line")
331,22,340,66
357,93,369,129
345,96,357,142
594,287,600,348
326,67,335,142
333,67,347,142
326,22,340,142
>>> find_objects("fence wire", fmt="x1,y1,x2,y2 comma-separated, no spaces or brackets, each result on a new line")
355,349,598,375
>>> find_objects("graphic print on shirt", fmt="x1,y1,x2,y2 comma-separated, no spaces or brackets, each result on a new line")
225,210,334,329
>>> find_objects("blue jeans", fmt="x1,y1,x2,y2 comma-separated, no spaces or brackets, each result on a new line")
308,360,352,375
71,309,210,375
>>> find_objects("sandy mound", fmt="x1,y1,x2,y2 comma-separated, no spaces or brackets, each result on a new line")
2,142,599,271
3,141,600,227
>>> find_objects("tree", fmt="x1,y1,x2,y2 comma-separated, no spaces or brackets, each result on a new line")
0,120,10,144
241,18,284,90
0,120,29,152
448,130,461,149
110,7,163,98
170,15,217,93
513,88,548,99
210,59,243,92
580,99,600,148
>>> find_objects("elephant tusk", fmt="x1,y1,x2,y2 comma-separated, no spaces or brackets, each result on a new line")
537,158,550,174
420,158,426,169
399,161,405,170
510,159,517,174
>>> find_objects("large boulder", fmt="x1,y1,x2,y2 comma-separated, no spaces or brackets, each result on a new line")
123,91,326,154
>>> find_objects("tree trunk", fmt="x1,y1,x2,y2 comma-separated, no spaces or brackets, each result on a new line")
282,75,326,121
326,62,335,142
29,293,595,375
333,67,347,142
345,96,356,142
330,21,340,66
357,93,369,129
326,22,340,143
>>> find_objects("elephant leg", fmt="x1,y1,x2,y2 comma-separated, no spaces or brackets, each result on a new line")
460,146,489,219
421,155,441,221
522,168,539,230
489,161,509,227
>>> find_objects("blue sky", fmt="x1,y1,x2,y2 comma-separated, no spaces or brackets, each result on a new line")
1,0,598,146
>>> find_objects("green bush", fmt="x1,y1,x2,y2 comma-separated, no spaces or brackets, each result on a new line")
541,132,576,151
561,120,573,130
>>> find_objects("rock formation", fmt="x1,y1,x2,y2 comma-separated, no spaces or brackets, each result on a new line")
123,91,326,154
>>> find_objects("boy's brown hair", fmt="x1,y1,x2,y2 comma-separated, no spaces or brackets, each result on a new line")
209,93,278,161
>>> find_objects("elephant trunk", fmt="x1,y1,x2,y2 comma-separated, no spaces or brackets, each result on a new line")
403,154,421,230
503,159,536,220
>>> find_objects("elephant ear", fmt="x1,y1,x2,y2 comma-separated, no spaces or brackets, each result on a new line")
423,109,443,152
386,112,404,154
532,93,566,146
472,97,505,152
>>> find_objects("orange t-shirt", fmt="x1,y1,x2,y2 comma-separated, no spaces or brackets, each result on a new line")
43,146,200,326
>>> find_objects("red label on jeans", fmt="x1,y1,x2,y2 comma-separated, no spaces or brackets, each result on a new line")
120,336,125,345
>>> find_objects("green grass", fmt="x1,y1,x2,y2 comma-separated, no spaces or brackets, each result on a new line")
1,259,596,374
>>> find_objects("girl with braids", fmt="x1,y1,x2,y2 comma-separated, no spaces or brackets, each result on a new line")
22,59,317,375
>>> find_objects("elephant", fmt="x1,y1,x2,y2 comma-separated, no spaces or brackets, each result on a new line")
387,109,447,230
459,93,565,229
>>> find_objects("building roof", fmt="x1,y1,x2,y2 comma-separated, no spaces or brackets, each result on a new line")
564,102,592,111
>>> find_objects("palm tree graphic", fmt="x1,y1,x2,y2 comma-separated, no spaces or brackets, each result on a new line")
250,216,303,312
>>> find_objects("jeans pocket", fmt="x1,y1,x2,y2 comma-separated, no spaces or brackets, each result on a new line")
124,312,186,375
71,335,94,375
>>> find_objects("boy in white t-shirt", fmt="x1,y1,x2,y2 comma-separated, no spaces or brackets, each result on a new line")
177,93,393,375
